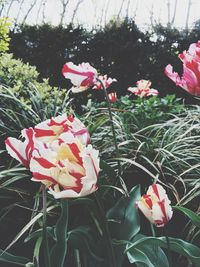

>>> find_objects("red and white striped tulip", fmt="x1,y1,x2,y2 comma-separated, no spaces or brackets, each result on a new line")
108,92,117,103
137,184,173,227
62,62,117,92
128,80,159,98
5,114,90,168
30,132,100,198
165,41,200,96
62,62,97,93
5,114,99,198
93,75,117,90
34,114,90,146
5,128,35,168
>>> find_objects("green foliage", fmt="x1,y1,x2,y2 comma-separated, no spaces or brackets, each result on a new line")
91,94,184,128
106,185,141,266
126,234,169,267
50,200,68,267
126,235,200,267
174,206,200,229
86,96,200,209
0,53,67,109
0,249,29,266
0,17,11,53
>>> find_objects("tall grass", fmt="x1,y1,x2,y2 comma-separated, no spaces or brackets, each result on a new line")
88,104,200,207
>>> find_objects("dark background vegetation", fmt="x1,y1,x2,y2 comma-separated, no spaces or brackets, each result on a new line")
9,18,200,102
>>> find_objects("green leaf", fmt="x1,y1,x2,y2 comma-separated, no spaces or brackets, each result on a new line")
106,185,141,267
0,249,29,266
127,234,169,267
100,159,117,179
126,236,200,267
68,226,103,261
33,237,43,266
50,199,68,267
3,205,57,253
107,185,141,240
24,227,55,243
173,206,200,228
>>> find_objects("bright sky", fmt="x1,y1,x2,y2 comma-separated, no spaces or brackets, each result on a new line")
3,0,200,30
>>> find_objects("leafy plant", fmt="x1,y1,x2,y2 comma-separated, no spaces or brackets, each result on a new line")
0,17,11,53
0,53,68,108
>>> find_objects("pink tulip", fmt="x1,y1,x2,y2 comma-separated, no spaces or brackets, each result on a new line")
128,80,158,98
165,41,200,96
137,184,173,227
108,92,117,103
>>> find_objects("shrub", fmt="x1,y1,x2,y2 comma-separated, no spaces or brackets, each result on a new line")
0,53,68,108
0,17,11,53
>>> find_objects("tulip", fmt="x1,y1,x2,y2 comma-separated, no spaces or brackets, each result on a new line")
62,62,97,93
108,92,117,103
128,80,158,98
62,62,116,92
137,184,173,227
93,75,117,90
165,41,200,96
5,114,90,168
30,132,100,198
5,114,99,198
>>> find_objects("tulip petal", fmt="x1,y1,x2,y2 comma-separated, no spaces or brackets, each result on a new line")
5,137,29,167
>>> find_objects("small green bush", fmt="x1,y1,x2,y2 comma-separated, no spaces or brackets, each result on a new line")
0,53,67,108
0,17,11,53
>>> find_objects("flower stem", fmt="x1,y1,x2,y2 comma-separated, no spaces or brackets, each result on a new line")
150,222,156,237
42,185,51,267
96,78,121,177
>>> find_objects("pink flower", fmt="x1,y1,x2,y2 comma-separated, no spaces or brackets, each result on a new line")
128,80,159,98
108,92,117,103
5,114,99,198
165,41,200,96
62,62,116,92
137,184,173,227
93,75,117,90
5,114,90,168
62,62,97,93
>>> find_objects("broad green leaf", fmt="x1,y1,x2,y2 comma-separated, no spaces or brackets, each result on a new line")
107,185,141,240
0,249,29,266
127,234,169,267
126,236,200,267
106,185,141,267
50,199,68,267
70,197,96,208
68,226,103,261
174,206,200,228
